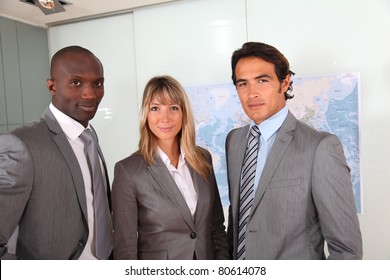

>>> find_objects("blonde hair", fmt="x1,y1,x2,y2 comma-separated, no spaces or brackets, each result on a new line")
138,75,212,179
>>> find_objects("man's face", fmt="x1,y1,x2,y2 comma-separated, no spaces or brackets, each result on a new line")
48,52,104,127
235,56,290,124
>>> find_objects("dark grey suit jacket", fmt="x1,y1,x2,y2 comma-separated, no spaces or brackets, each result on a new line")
226,111,362,259
112,149,229,260
0,108,111,259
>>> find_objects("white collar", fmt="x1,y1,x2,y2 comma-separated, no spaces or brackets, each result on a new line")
49,103,90,140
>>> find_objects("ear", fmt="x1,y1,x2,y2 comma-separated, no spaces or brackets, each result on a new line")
46,79,56,96
281,74,291,93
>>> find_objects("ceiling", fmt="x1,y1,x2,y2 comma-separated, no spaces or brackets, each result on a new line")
0,0,180,28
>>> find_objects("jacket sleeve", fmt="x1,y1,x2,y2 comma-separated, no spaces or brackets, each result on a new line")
225,130,234,259
112,160,138,259
0,134,34,259
207,153,230,260
312,134,363,259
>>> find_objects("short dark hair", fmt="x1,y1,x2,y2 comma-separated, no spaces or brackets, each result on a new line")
231,42,295,100
50,45,100,77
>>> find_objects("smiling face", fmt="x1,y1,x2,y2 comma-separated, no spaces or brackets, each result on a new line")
235,56,290,124
147,94,183,147
47,51,104,127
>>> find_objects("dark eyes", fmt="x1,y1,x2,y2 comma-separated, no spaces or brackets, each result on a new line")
237,79,268,88
69,80,103,87
95,81,103,87
237,82,247,88
149,105,180,111
70,80,81,86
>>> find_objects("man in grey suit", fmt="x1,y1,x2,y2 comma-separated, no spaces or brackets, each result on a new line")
226,42,362,260
0,46,112,259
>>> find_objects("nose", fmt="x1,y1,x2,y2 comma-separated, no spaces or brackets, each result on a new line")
81,84,98,100
159,108,171,122
160,109,168,120
247,82,259,99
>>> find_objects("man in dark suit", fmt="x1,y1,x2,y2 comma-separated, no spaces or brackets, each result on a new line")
0,46,112,259
226,42,362,259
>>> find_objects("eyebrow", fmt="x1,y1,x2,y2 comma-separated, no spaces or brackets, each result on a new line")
150,100,179,106
236,73,272,83
69,75,104,81
257,73,272,79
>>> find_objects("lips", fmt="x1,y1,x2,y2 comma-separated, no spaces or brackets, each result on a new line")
78,103,97,112
248,102,264,110
158,126,174,132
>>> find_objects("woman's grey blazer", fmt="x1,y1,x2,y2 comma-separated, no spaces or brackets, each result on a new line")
112,148,229,260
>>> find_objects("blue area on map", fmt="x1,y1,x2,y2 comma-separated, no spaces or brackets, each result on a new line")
326,83,361,212
196,116,230,204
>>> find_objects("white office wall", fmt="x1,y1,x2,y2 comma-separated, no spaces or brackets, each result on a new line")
133,0,246,90
48,0,390,259
48,13,139,180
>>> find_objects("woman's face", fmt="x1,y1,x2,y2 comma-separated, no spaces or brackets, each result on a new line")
147,95,183,146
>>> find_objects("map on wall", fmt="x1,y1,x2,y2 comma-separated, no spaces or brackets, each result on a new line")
185,72,362,214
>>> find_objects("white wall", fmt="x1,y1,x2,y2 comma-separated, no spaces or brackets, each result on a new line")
48,0,390,259
134,0,246,88
49,13,139,176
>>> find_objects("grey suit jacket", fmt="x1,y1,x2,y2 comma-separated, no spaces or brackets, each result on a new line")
112,149,229,260
226,111,362,259
0,108,111,259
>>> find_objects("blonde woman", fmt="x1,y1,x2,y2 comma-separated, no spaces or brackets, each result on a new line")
112,75,229,260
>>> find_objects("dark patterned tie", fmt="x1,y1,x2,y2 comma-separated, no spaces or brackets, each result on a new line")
237,125,260,260
80,129,112,259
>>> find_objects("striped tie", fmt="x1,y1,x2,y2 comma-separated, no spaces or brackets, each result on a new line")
237,125,260,260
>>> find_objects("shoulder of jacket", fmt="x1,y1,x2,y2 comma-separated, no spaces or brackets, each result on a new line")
116,151,145,167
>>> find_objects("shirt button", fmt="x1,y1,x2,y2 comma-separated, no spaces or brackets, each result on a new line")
190,232,197,239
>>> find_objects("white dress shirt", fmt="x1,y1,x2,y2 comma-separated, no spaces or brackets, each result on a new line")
247,105,289,193
157,146,198,217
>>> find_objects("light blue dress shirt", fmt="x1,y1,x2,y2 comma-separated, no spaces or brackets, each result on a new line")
246,106,288,193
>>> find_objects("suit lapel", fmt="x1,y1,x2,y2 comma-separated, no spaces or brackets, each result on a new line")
42,109,88,221
147,157,196,231
250,112,296,217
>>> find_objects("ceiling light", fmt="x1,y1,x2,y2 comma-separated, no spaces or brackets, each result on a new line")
25,0,68,15
39,0,54,10
39,0,55,9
